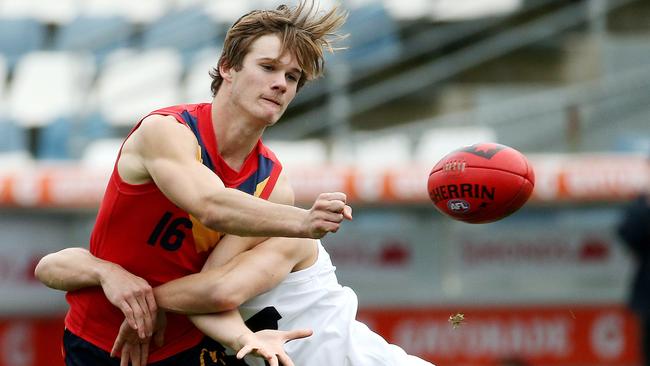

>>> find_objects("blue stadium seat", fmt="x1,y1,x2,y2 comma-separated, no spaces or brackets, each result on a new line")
0,55,7,99
183,48,218,103
142,7,223,65
81,112,115,141
0,119,28,153
36,117,73,160
54,16,133,65
331,3,401,73
0,18,45,69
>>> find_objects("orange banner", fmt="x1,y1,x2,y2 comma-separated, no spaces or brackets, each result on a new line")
0,154,646,207
358,304,641,366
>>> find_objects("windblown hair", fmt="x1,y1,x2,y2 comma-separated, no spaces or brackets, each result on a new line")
210,1,347,96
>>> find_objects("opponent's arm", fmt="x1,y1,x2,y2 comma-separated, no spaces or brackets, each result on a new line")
115,172,314,365
106,234,310,366
34,248,156,339
128,115,351,239
156,235,314,313
183,233,316,365
172,185,315,364
191,311,311,366
35,247,118,291
154,172,315,314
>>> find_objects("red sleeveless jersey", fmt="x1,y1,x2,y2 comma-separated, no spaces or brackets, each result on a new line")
65,103,283,362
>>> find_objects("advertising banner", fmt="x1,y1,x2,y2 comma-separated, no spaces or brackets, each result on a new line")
1,305,638,366
358,305,640,366
0,318,64,366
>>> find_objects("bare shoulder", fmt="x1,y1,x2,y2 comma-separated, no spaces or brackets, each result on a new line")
118,114,197,184
135,115,195,147
267,171,295,206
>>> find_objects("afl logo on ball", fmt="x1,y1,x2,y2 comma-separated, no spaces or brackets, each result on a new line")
448,199,470,213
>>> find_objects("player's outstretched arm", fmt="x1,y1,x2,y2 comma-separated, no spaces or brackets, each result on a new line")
34,248,157,339
184,235,315,365
192,310,311,366
128,115,351,239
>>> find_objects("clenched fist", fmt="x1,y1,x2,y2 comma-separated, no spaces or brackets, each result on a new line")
304,192,353,238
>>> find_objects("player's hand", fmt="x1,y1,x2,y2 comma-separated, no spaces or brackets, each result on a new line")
99,264,157,339
234,328,312,366
110,318,150,366
305,192,353,238
152,310,167,348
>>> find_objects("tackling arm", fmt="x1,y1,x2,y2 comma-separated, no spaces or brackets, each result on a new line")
35,247,123,291
34,248,157,339
153,172,315,314
155,235,314,313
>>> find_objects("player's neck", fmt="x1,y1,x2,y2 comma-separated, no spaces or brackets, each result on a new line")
211,96,264,171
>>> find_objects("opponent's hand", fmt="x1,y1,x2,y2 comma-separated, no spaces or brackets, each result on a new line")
234,328,312,366
110,318,150,366
99,264,157,339
110,312,165,366
305,192,353,238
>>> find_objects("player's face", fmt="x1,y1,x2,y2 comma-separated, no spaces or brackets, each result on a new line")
227,34,302,126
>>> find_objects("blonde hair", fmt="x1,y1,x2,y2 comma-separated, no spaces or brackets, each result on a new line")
210,1,347,95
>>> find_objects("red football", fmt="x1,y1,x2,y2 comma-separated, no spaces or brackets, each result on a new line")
427,143,535,224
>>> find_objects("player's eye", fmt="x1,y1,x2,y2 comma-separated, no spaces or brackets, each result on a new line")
286,73,299,82
261,64,274,71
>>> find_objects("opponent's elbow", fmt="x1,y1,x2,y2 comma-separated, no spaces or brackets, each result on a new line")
208,281,246,311
34,255,55,287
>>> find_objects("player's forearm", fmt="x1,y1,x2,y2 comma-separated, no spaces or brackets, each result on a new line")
201,188,308,237
155,237,301,315
190,311,253,351
35,248,116,291
153,270,240,314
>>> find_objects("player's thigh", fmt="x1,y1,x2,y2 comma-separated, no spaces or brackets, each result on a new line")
62,329,118,366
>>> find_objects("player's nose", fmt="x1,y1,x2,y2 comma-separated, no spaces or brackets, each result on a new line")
271,74,287,93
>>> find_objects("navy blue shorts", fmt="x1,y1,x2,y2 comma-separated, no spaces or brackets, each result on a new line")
62,329,251,366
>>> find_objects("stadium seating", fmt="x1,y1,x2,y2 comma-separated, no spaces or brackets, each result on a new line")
333,2,401,73
79,0,168,23
0,119,27,154
80,137,123,168
383,0,431,20
414,126,497,164
142,7,224,65
203,0,255,25
353,132,412,168
264,139,328,166
0,56,7,103
183,48,220,103
96,48,183,126
36,117,74,160
80,112,115,142
7,52,96,128
0,18,45,69
0,0,78,24
54,16,133,65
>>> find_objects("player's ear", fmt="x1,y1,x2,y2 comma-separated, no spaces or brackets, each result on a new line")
219,63,233,82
